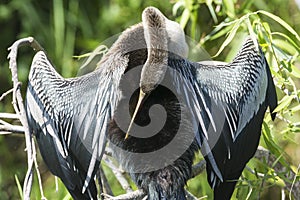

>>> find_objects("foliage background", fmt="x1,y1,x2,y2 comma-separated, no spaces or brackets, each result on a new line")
0,0,300,199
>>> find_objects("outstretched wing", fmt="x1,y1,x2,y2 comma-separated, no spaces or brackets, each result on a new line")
192,37,277,195
26,51,125,199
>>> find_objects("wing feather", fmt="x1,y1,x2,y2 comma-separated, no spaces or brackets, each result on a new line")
26,50,126,198
192,37,277,191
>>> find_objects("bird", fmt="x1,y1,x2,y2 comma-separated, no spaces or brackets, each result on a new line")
25,6,190,200
25,6,277,200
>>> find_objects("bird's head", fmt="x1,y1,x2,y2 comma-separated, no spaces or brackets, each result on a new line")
125,7,188,139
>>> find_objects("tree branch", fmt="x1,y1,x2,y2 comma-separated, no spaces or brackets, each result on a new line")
103,189,146,200
7,37,44,200
0,112,21,119
0,124,24,134
0,88,13,102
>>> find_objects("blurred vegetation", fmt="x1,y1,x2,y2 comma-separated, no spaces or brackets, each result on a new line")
0,0,300,199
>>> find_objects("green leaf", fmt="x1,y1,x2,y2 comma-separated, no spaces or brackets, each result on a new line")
258,10,300,43
223,0,235,18
262,122,289,167
15,175,23,200
272,32,300,52
53,0,65,59
201,19,236,43
180,8,190,29
273,95,294,113
272,39,297,56
246,17,259,51
209,24,235,40
172,1,184,16
291,64,300,78
213,19,241,57
206,1,218,24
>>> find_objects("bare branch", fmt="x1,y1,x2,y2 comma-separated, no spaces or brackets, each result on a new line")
191,160,206,179
102,155,133,193
32,137,47,200
0,112,20,119
0,124,24,134
7,37,44,200
185,190,200,200
0,88,13,102
103,189,145,200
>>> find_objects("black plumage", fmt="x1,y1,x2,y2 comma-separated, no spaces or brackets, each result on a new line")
25,6,277,200
193,42,277,199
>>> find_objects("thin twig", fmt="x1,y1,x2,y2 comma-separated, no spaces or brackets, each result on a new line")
32,137,47,200
185,190,200,200
0,124,24,134
289,163,300,200
102,155,133,193
0,131,15,135
7,37,44,200
0,88,13,102
103,189,145,200
191,160,206,178
0,112,20,119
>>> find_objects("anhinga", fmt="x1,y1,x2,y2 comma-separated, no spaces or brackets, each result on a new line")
25,6,277,200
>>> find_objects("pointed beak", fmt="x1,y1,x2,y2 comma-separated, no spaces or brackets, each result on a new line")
125,89,146,139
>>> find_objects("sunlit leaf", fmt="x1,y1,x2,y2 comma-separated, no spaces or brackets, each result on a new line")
273,95,294,113
213,19,241,57
262,122,289,167
172,1,184,16
272,39,297,56
180,8,190,28
15,175,23,200
206,1,218,24
272,32,300,52
258,10,300,43
291,64,300,78
223,0,235,18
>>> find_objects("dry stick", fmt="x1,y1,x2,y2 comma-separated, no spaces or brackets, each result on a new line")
7,37,44,200
102,155,133,193
0,118,25,135
0,112,20,119
185,190,201,200
0,88,13,102
31,137,47,200
103,189,145,200
0,124,24,134
191,159,206,178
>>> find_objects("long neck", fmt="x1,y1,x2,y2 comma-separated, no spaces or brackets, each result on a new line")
140,7,169,94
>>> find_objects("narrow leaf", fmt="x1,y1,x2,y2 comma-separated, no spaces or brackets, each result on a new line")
258,10,300,43
291,64,300,78
15,175,23,200
290,104,300,113
172,1,184,16
180,8,190,29
262,122,288,167
213,20,241,57
273,95,294,113
223,0,235,18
